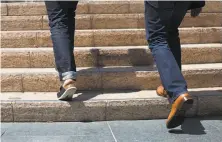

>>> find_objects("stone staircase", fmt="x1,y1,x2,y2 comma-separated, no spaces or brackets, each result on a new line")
1,1,222,122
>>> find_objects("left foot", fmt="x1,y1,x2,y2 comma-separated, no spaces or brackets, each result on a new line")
166,93,193,129
156,85,168,98
57,79,77,101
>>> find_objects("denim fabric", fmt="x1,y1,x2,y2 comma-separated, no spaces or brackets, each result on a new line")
144,1,191,103
45,1,78,81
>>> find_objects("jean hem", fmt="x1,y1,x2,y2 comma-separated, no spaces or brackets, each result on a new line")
61,71,77,81
170,90,189,103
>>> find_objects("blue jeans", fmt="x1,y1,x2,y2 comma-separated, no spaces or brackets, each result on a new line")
45,1,78,81
144,1,191,103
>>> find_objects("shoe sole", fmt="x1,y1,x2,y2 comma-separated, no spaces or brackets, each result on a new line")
167,99,193,129
58,87,77,101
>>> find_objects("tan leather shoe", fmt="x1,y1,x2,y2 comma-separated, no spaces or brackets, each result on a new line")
156,85,168,98
57,79,77,101
166,93,193,129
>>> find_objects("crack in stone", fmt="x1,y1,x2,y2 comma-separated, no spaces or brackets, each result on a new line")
1,131,6,137
12,101,15,122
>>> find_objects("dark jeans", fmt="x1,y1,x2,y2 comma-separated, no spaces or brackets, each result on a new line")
45,1,78,81
144,1,191,103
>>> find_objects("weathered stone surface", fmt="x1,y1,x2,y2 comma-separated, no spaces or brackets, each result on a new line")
1,31,37,48
203,1,222,13
4,1,222,17
76,2,89,14
101,66,222,90
200,27,222,43
94,29,146,46
89,1,129,14
184,69,222,88
1,44,221,68
76,68,102,90
181,45,222,64
13,101,106,122
75,49,99,67
1,65,221,92
1,88,221,122
1,73,23,92
180,28,202,44
1,102,13,122
181,13,222,27
1,3,7,16
129,1,144,13
23,71,59,92
76,15,92,29
75,30,94,47
106,98,169,120
21,68,101,92
98,48,153,66
139,13,222,28
2,13,221,31
29,49,55,68
198,94,222,116
101,67,160,90
42,15,49,30
36,30,95,47
1,16,42,31
30,48,99,67
92,14,138,29
7,2,46,16
1,49,30,68
36,31,52,47
2,28,221,48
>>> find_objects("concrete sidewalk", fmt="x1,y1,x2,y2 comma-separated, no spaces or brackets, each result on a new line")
1,116,222,142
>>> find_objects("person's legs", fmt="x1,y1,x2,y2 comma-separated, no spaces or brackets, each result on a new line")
156,3,185,97
167,1,193,71
145,1,189,102
45,1,78,100
144,1,193,128
167,29,181,70
45,1,78,81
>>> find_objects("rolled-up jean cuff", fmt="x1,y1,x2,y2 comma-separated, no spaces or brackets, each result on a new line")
62,71,77,81
169,91,188,104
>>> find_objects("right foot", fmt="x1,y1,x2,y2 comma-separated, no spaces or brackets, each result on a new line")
166,93,193,129
57,79,77,101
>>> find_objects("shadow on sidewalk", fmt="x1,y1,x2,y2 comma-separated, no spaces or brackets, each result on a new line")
169,116,222,135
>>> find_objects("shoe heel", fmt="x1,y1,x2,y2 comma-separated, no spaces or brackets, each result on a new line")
64,83,76,89
181,97,193,110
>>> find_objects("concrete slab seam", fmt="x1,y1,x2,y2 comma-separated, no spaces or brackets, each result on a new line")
12,101,15,122
41,15,44,30
21,73,24,92
6,3,8,16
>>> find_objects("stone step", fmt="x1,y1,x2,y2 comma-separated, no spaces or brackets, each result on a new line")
1,27,222,48
1,44,222,68
1,1,222,16
1,87,222,122
1,63,222,92
1,13,222,31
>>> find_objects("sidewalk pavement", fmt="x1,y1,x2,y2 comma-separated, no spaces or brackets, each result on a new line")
1,116,222,142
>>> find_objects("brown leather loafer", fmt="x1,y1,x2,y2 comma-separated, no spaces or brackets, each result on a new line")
156,85,168,98
166,93,193,129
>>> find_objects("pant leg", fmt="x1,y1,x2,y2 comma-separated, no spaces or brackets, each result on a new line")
45,1,78,81
144,1,191,103
167,1,192,71
167,29,181,70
